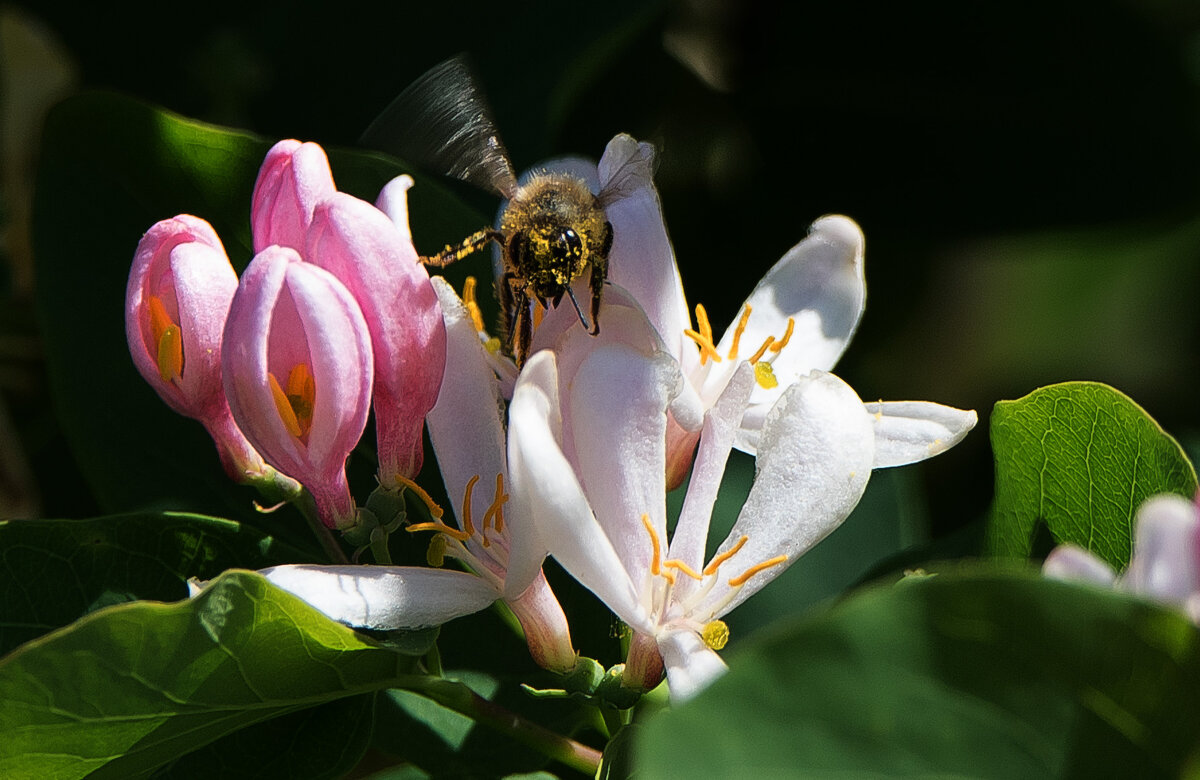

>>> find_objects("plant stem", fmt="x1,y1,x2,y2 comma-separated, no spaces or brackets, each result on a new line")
297,490,349,564
413,678,602,775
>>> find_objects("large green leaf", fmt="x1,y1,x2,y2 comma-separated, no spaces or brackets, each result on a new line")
987,381,1197,567
0,570,426,780
636,572,1200,777
31,92,482,544
0,512,315,654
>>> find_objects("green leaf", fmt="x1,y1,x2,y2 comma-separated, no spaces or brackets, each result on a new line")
0,512,315,655
987,381,1197,568
635,572,1200,777
0,570,427,780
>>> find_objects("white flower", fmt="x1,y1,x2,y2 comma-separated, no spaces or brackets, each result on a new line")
1044,493,1200,623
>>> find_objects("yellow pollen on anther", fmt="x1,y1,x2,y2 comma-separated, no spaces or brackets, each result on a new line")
426,534,447,567
728,555,788,587
701,620,730,650
462,277,487,333
460,474,480,536
268,372,303,438
394,474,444,518
484,336,502,353
481,473,508,534
770,317,795,352
663,559,703,580
406,520,470,542
747,336,775,364
704,536,749,576
754,361,779,389
727,304,753,360
157,325,183,382
642,513,662,576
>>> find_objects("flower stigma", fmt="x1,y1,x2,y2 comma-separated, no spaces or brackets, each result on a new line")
701,619,729,650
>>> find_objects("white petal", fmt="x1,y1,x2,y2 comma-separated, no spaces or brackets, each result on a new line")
507,351,654,632
566,345,678,587
1121,494,1200,604
698,370,875,619
668,362,755,587
659,628,728,705
1042,545,1117,586
706,215,866,409
259,564,498,630
863,401,978,468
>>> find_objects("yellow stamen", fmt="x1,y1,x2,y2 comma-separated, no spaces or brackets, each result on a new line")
684,329,723,364
157,325,183,382
747,336,775,364
394,473,444,518
727,304,753,360
463,276,487,333
754,361,778,389
148,295,173,342
728,555,788,587
481,473,508,534
769,317,795,353
484,336,502,354
704,535,749,576
701,620,730,650
268,372,303,438
460,474,480,536
532,299,545,331
406,520,470,542
426,534,447,567
285,363,316,434
662,559,703,581
642,513,661,576
695,303,713,342
661,568,677,585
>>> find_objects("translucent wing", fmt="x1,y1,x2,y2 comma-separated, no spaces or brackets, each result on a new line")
596,138,659,208
361,54,518,198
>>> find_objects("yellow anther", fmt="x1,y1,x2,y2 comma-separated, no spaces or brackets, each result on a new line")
426,534,447,567
148,295,173,341
769,317,795,353
268,372,303,438
460,474,480,536
727,304,753,360
157,324,183,382
481,473,508,534
754,361,778,389
728,555,788,587
642,513,661,576
663,559,704,581
701,620,730,651
406,520,470,542
484,336,502,354
661,568,677,585
684,329,723,365
704,536,749,576
394,474,444,519
747,336,775,364
462,277,487,333
695,304,714,342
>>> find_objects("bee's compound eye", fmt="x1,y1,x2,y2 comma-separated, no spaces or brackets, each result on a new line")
552,228,583,262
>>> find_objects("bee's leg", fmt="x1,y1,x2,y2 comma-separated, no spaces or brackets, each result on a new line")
420,228,504,267
587,221,613,336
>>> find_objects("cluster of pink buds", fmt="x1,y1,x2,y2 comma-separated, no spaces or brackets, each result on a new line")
126,140,446,530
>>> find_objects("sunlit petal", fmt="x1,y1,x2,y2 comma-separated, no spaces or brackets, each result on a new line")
864,401,979,468
659,628,729,705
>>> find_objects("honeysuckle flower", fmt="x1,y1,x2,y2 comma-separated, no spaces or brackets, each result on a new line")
238,276,576,672
125,214,285,486
525,134,977,487
253,140,447,484
1044,493,1200,623
507,313,879,704
222,246,373,529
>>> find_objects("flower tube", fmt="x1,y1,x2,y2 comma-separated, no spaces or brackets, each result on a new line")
222,246,373,529
250,139,337,253
125,215,277,484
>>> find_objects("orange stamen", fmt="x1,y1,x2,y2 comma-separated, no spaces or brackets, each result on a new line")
532,299,546,331
684,329,723,365
704,535,749,576
463,276,487,333
148,296,173,342
727,304,753,360
481,473,508,534
460,474,480,536
728,555,788,587
268,372,303,438
769,317,795,352
394,474,444,518
642,513,661,576
406,520,470,542
662,559,703,580
157,325,183,382
748,336,775,364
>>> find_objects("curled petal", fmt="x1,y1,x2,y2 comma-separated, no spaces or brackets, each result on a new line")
864,401,978,468
659,628,728,705
259,564,498,630
251,140,337,253
696,370,875,619
307,191,445,482
507,351,653,633
375,174,415,242
1043,545,1117,586
1121,493,1200,603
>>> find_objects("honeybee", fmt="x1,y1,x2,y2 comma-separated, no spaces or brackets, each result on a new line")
362,55,650,366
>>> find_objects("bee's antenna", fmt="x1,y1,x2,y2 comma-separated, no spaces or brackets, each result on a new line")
563,285,592,333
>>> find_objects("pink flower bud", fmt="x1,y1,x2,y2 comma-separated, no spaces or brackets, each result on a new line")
307,183,446,484
222,246,374,528
125,215,271,482
251,140,337,254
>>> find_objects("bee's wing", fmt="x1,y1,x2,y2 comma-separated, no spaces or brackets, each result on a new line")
595,138,659,208
361,54,519,199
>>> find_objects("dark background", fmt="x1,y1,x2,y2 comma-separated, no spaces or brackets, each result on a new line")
5,0,1200,557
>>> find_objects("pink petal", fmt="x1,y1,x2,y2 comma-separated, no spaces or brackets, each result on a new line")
251,140,337,253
